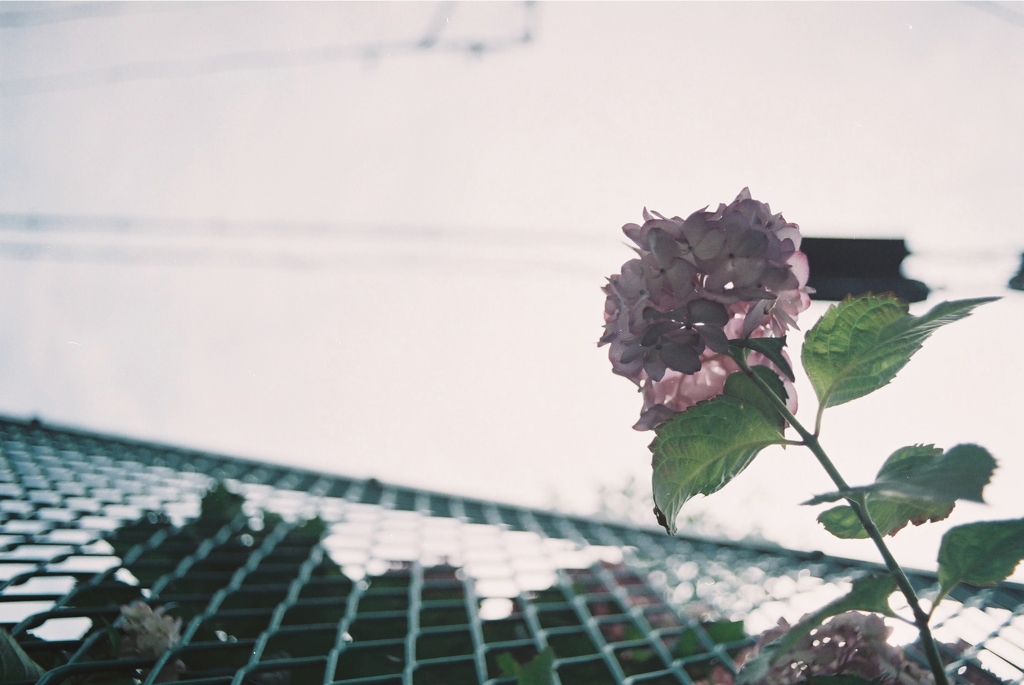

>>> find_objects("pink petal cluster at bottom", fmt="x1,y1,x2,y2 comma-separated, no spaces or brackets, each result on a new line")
635,307,798,431
703,612,934,685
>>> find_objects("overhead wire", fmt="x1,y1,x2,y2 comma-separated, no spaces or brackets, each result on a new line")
0,212,599,246
0,2,183,28
0,212,614,280
0,2,537,97
0,213,1019,291
963,1,1024,29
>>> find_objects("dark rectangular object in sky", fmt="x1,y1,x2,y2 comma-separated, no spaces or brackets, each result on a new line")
801,237,929,302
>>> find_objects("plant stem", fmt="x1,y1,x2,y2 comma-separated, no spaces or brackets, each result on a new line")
733,354,951,685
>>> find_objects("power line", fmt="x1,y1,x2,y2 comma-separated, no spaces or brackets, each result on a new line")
962,1,1024,29
0,212,1018,291
0,211,600,247
0,2,538,98
0,2,181,28
0,211,615,279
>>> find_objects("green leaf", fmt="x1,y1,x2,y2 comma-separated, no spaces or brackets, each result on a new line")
809,444,996,539
732,337,794,381
736,575,896,684
499,648,555,685
104,618,121,658
199,481,245,525
816,506,875,539
873,444,995,503
497,652,522,677
651,372,788,534
804,573,896,619
936,518,1024,604
674,620,747,679
518,647,555,685
817,500,955,540
721,366,789,431
0,628,46,681
675,620,747,657
801,295,998,410
294,515,329,540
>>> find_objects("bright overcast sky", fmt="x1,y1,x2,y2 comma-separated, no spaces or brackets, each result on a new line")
1,2,1023,573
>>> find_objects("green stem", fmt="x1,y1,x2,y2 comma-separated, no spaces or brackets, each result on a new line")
733,353,951,685
814,402,826,438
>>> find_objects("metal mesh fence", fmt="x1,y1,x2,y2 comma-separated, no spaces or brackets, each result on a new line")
0,415,1022,685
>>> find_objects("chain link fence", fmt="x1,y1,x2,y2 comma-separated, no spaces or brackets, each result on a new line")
0,416,1021,685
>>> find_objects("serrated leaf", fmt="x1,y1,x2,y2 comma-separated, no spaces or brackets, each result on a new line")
732,337,795,381
817,500,955,539
0,628,46,681
704,619,747,645
809,444,995,539
675,620,747,657
802,295,998,410
817,506,874,539
651,373,788,534
721,366,788,431
517,648,555,685
873,443,995,503
937,518,1024,604
674,620,747,679
199,481,245,524
808,574,897,618
737,576,896,684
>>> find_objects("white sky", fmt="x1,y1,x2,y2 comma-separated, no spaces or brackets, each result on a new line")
1,1,1023,574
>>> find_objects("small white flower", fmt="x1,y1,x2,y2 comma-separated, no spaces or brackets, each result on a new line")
119,601,182,658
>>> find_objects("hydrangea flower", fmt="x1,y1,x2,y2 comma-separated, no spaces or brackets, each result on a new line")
601,189,811,430
745,612,933,685
119,601,187,682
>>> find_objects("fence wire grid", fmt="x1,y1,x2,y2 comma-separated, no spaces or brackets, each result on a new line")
0,416,1022,685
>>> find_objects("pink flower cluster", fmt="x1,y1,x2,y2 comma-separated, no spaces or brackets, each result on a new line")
745,612,934,685
600,189,811,430
119,601,187,682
